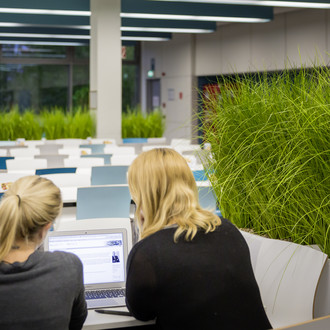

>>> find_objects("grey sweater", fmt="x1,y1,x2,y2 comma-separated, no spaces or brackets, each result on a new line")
0,250,87,330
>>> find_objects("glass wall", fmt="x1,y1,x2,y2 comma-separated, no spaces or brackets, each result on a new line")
0,43,140,113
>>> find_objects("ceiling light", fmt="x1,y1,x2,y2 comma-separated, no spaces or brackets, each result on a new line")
0,8,91,16
260,1,330,8
121,36,170,41
0,22,90,29
0,40,87,46
121,26,213,33
151,0,330,9
120,13,270,23
0,33,90,39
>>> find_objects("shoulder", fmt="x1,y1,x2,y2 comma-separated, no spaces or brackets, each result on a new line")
127,229,174,264
41,251,83,270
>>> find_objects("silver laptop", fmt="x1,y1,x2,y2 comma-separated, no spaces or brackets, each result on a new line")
44,228,128,309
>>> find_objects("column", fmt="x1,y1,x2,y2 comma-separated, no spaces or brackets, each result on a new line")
90,0,121,140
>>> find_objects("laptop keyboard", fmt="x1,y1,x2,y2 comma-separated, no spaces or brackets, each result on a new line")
85,288,126,300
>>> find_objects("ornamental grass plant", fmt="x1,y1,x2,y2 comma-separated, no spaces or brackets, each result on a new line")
201,66,330,256
122,108,165,138
0,107,95,140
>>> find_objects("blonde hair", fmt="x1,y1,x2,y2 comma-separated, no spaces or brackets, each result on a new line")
128,148,221,241
0,176,62,261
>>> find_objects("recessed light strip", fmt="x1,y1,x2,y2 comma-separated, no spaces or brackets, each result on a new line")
121,36,170,41
261,1,330,8
0,22,90,29
151,0,330,9
0,40,87,46
0,8,91,16
121,27,213,33
120,13,270,23
0,33,90,39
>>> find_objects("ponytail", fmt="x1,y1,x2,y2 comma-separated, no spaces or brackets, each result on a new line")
0,195,22,261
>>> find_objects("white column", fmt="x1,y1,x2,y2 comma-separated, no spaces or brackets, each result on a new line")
90,0,121,140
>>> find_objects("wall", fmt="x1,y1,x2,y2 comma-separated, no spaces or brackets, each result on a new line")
141,8,330,142
141,34,196,141
195,8,330,75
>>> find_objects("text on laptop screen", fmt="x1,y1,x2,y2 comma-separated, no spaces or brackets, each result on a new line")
48,233,125,285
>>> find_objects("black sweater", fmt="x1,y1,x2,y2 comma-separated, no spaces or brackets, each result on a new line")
126,218,272,330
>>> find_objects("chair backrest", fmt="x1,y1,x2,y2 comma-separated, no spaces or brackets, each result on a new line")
80,144,105,154
0,149,7,156
81,154,112,165
35,154,68,168
104,146,135,155
91,165,129,185
55,138,84,146
193,169,208,181
10,148,40,157
37,144,63,155
87,138,117,146
171,138,191,146
59,148,91,156
64,157,104,168
174,144,201,154
36,167,77,176
41,173,90,188
76,185,131,220
198,186,217,212
241,232,328,329
122,138,148,144
6,158,47,172
147,137,167,144
23,140,45,148
110,154,137,165
0,156,14,170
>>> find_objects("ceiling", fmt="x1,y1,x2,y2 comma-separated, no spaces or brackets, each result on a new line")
0,0,328,46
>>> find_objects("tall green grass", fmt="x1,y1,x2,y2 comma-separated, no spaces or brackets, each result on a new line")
0,107,95,140
201,67,330,256
122,109,165,138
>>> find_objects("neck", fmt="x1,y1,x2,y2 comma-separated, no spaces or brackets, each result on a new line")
3,239,38,264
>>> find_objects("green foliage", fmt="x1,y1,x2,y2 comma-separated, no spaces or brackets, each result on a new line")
0,107,95,140
122,108,165,138
201,67,330,256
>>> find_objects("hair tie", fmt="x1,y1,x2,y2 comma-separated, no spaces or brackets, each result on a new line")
17,194,21,206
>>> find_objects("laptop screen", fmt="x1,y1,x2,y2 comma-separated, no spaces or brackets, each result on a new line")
47,232,126,285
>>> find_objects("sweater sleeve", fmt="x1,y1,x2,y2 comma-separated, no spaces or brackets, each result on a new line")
125,243,157,321
68,255,88,330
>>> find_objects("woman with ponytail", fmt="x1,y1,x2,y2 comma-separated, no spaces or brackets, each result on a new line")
126,148,272,330
0,176,87,329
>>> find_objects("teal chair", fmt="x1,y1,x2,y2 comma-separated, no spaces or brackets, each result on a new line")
80,144,105,154
76,185,131,220
193,170,208,181
198,186,222,217
0,156,14,170
91,165,129,185
82,154,112,165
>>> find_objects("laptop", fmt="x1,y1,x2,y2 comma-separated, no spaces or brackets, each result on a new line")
44,228,128,309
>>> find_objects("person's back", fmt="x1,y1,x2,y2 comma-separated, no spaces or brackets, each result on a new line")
126,219,271,330
0,176,87,329
126,148,272,330
0,250,86,330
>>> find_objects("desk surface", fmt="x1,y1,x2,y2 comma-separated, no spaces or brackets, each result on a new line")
83,307,155,329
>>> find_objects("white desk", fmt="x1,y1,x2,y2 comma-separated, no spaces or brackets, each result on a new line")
83,308,155,329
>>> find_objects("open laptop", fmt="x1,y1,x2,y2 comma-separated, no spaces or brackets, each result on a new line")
44,228,128,309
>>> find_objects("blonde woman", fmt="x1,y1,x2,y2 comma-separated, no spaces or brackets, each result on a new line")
126,148,271,330
0,176,87,330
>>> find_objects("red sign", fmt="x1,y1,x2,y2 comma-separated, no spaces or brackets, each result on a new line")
121,46,126,59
